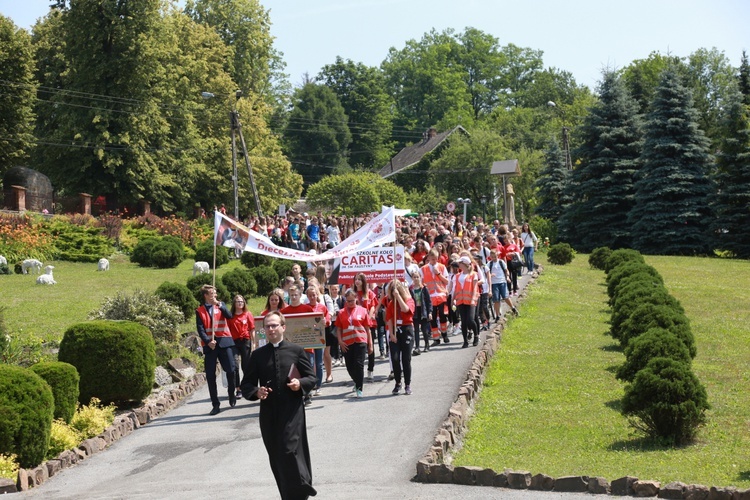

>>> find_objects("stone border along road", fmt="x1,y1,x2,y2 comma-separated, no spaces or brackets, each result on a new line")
16,271,609,499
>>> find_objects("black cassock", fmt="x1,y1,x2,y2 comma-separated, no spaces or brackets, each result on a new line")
241,340,317,500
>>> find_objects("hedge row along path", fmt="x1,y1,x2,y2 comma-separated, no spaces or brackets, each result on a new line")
23,272,590,499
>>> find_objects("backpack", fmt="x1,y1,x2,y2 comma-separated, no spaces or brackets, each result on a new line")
509,252,524,271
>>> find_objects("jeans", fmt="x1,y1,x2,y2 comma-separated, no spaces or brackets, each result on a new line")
523,246,535,274
232,339,252,389
308,348,323,389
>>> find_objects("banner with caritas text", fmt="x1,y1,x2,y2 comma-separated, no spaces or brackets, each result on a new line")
323,246,404,286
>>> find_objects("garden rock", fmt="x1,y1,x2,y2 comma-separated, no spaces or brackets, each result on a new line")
431,464,454,484
530,473,555,491
453,465,480,485
0,478,17,493
659,481,688,499
474,468,496,487
493,471,508,488
709,486,737,500
555,475,589,492
167,358,196,380
634,480,661,497
733,488,750,500
506,470,531,489
685,484,710,500
16,468,30,491
154,366,172,387
588,476,611,494
612,476,639,496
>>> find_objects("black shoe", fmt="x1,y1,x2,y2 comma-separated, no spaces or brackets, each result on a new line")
412,349,420,356
443,337,450,344
461,342,469,348
209,406,220,416
431,340,441,347
392,383,401,395
229,396,237,408
473,338,479,346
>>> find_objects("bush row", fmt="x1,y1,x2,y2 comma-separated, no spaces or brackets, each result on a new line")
596,247,709,445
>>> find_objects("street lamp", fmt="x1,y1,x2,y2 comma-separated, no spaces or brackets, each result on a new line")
201,90,263,219
457,197,471,224
547,101,573,171
479,195,487,223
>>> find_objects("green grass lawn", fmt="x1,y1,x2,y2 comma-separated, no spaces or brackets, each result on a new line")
453,253,750,488
3,255,267,343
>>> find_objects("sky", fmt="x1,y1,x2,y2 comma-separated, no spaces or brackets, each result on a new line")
2,0,749,90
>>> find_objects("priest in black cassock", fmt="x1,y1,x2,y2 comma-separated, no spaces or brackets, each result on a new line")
241,311,317,500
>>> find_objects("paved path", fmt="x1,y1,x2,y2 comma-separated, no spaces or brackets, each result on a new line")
23,274,587,499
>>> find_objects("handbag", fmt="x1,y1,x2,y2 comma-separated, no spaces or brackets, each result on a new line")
509,252,524,271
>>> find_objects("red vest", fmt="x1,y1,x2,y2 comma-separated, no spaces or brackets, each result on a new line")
453,273,479,306
422,263,448,306
196,305,231,345
335,305,370,345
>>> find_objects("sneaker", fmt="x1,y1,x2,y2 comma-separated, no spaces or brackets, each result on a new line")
356,389,363,399
422,347,429,353
412,349,420,356
379,353,385,360
512,307,520,317
313,388,321,396
367,370,373,382
405,386,412,395
304,396,312,406
392,383,401,395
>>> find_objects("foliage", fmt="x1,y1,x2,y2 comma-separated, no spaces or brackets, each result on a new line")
284,82,352,186
617,327,693,382
272,259,304,281
709,84,750,258
129,236,184,269
42,216,114,263
30,361,80,423
546,243,575,265
0,453,18,480
528,215,557,246
606,261,663,302
629,67,714,255
250,265,279,297
305,172,407,215
46,419,81,460
318,56,394,168
610,283,680,341
588,247,612,271
0,14,36,178
604,248,645,273
89,289,183,343
58,321,155,405
221,267,258,299
619,303,696,358
241,252,273,269
561,71,642,251
0,364,54,468
534,140,570,222
69,397,116,439
406,185,449,214
186,273,231,304
622,357,709,445
194,242,228,269
0,213,56,262
154,281,199,322
0,263,10,275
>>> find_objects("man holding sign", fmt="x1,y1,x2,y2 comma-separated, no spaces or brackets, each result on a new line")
241,312,317,499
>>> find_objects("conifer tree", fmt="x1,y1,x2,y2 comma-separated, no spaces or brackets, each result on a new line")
629,68,713,255
534,140,569,222
562,72,641,251
710,85,750,258
739,50,750,106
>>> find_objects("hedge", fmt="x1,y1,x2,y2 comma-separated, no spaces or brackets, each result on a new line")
58,321,156,405
155,281,199,321
604,248,645,274
221,268,258,299
29,361,80,423
0,365,54,468
588,246,612,271
619,303,696,358
616,327,693,382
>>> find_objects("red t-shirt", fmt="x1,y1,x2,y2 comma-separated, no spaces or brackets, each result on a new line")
280,304,314,315
356,289,378,328
228,311,254,341
384,297,415,328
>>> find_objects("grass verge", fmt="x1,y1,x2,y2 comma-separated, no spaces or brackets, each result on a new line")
452,253,750,488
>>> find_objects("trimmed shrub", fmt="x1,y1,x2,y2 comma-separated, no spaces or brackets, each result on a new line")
89,290,183,343
46,420,81,460
272,259,305,281
547,242,575,265
241,252,273,269
130,237,159,267
222,268,258,299
588,246,612,271
622,357,709,444
0,453,18,480
70,397,116,439
155,281,199,321
194,242,228,269
617,327,693,382
186,273,231,304
610,283,679,340
58,321,156,405
607,262,663,303
0,365,54,468
619,303,696,357
0,263,11,275
30,362,80,423
604,248,645,273
150,239,184,268
251,265,280,296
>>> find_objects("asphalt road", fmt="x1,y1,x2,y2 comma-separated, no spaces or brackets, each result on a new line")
23,273,591,499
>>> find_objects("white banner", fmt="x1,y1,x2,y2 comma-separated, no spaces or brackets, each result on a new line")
213,207,397,262
317,246,404,285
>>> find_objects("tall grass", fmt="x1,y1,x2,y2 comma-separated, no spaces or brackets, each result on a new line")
453,254,750,488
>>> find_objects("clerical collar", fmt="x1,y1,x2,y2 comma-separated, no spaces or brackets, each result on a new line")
272,340,283,348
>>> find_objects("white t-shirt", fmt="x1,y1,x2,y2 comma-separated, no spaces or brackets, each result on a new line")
488,259,508,284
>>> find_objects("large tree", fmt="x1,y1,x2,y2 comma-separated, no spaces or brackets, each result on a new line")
305,171,406,216
710,84,750,258
739,50,750,106
561,72,642,251
0,14,36,177
629,68,713,255
534,140,570,222
317,57,394,169
283,82,351,187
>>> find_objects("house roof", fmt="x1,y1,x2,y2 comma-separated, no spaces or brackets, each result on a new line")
378,125,468,179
